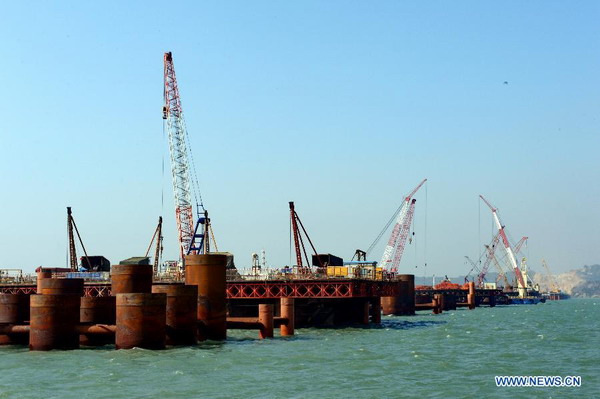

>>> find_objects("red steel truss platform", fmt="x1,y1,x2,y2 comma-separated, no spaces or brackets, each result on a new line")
1,279,402,298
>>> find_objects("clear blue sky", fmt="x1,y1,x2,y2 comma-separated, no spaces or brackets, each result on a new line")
1,1,598,276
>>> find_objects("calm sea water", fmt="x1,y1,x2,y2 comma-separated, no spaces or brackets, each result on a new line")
0,299,597,398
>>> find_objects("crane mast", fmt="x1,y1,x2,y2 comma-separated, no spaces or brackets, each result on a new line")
479,195,527,297
163,52,205,262
380,179,426,273
67,207,92,271
390,199,416,273
289,202,303,268
476,233,500,287
288,202,323,274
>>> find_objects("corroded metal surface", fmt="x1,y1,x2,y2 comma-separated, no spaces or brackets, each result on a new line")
30,294,80,351
381,274,416,316
0,294,30,324
152,284,198,345
80,296,116,346
185,254,227,341
39,278,84,296
115,293,166,350
258,304,274,339
80,296,116,324
111,265,153,295
0,294,30,345
279,297,295,336
36,271,52,293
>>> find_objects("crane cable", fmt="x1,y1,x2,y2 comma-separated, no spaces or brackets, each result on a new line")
366,201,404,256
209,224,219,252
181,114,205,211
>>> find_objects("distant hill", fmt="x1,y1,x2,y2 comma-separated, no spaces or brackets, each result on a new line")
533,264,600,298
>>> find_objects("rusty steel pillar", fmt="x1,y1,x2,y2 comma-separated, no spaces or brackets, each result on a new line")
468,282,476,310
152,284,198,345
381,274,415,316
489,293,496,308
258,304,274,339
432,295,440,314
280,297,295,336
36,271,52,293
80,296,116,346
111,265,153,294
438,293,445,313
30,294,80,350
381,296,398,316
371,297,382,324
115,293,166,350
185,254,227,341
0,294,30,345
39,278,84,296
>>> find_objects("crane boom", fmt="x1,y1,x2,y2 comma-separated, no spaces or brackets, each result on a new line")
380,203,409,269
479,195,527,296
513,236,528,255
67,207,92,271
390,199,416,273
289,202,303,268
380,179,426,272
163,52,195,260
476,233,500,287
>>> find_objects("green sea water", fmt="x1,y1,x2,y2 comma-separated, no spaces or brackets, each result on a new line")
0,299,598,398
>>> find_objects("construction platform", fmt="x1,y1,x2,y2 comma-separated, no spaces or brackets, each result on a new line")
0,279,403,299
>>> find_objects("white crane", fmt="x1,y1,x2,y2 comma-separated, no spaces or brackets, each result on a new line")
479,195,527,297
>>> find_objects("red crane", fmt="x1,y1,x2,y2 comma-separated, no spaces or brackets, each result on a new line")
379,179,426,273
289,202,323,274
476,233,500,287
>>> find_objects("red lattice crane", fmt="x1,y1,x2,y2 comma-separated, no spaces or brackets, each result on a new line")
163,52,211,264
289,202,323,274
476,233,500,287
379,179,426,273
